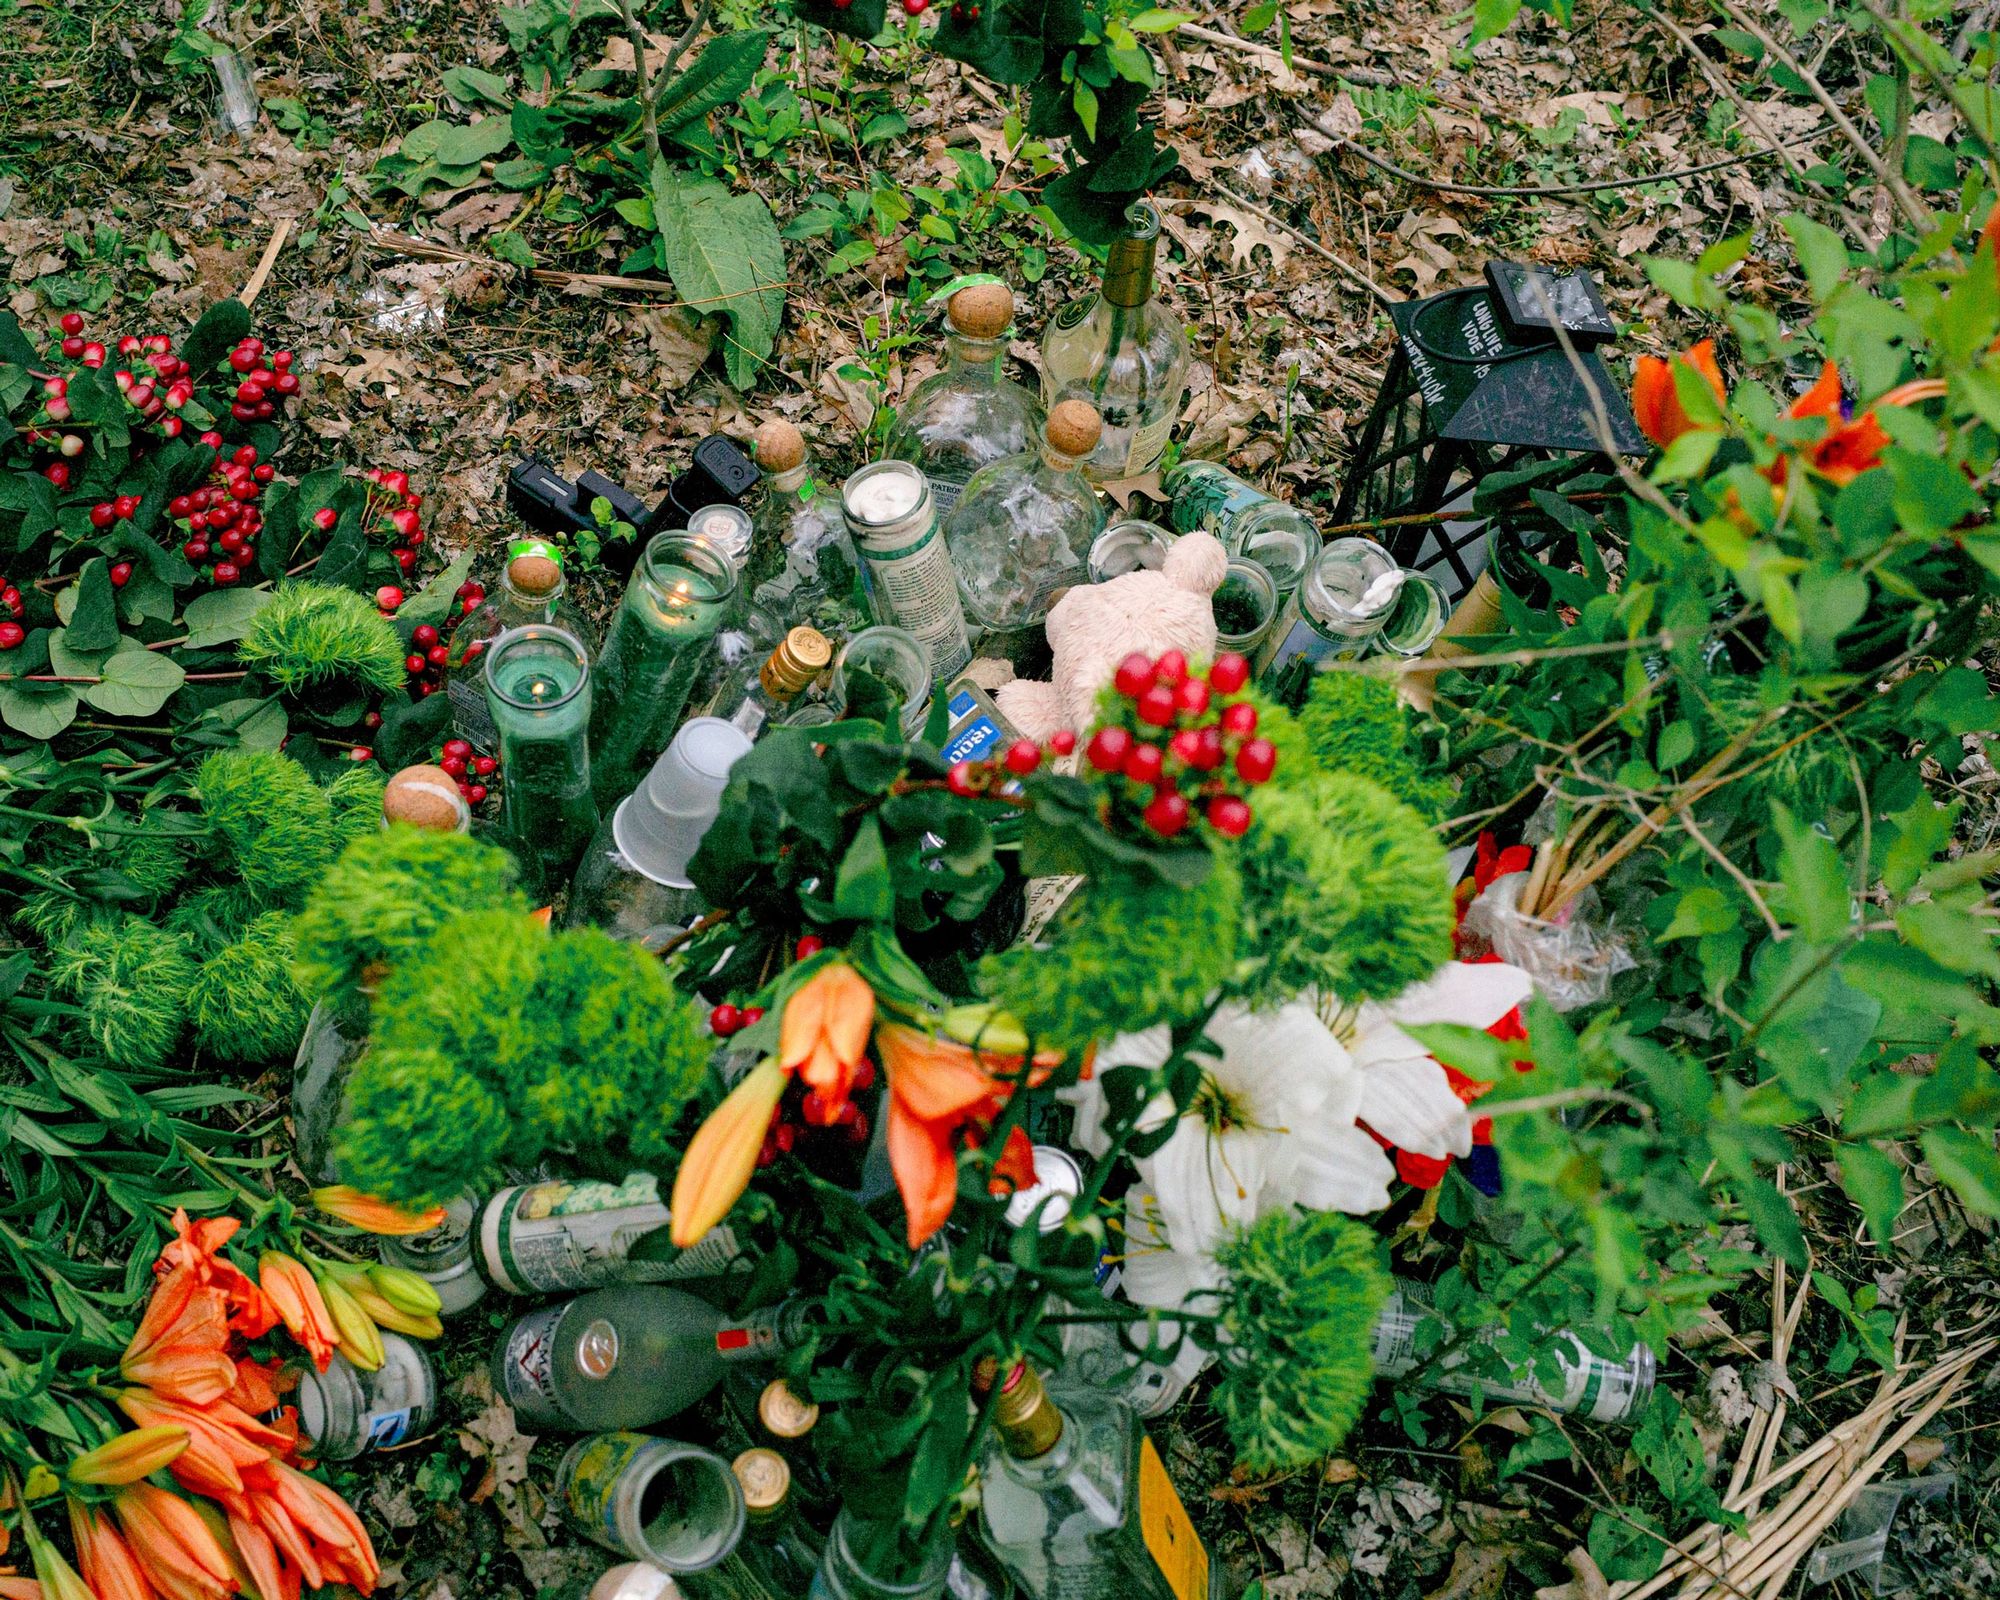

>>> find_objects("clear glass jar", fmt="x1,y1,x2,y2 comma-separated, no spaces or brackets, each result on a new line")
809,1514,953,1600
447,545,594,754
1039,206,1189,483
886,283,1043,520
1372,570,1450,658
378,1191,487,1317
941,401,1107,664
749,423,871,646
689,503,755,573
830,625,932,737
841,463,971,681
1162,460,1322,593
1211,557,1279,656
589,534,738,807
1087,519,1174,584
1259,536,1402,677
291,1332,440,1460
483,624,601,900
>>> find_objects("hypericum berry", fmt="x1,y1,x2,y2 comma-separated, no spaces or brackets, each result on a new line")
742,1006,766,1027
1003,738,1041,776
81,343,105,367
376,585,404,611
271,350,293,370
183,539,210,562
233,445,258,468
946,760,980,796
1192,726,1225,770
160,416,184,438
89,503,118,529
709,1003,742,1036
395,549,418,571
59,433,83,457
442,738,472,760
795,934,825,960
109,562,132,588
1085,726,1133,772
1113,652,1154,698
113,495,140,519
1208,652,1250,694
0,622,24,650
229,347,259,373
253,464,275,483
425,644,449,668
1174,677,1210,716
59,312,83,334
439,754,467,779
127,383,154,409
466,783,488,805
1135,684,1178,727
472,755,497,777
44,463,70,489
44,397,70,422
349,746,374,762
1049,728,1077,756
1219,700,1257,736
390,508,420,537
59,336,83,358
212,562,241,586
1123,741,1165,785
363,710,383,731
1153,649,1188,687
1236,737,1277,785
405,653,427,676
413,623,440,649
1167,728,1204,766
903,0,927,12
1207,794,1253,837
314,507,338,531
1143,789,1191,837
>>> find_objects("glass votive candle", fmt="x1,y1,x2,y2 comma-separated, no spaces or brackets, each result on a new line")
1088,519,1175,584
484,623,600,897
1211,557,1280,656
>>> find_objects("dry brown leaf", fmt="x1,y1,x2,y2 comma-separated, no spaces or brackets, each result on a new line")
1534,1545,1611,1600
1423,1542,1514,1600
1187,200,1293,269
456,1367,543,1550
593,31,680,76
435,189,522,240
634,306,716,389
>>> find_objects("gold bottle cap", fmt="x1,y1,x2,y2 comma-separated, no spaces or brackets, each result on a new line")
575,1319,620,1380
947,283,1014,340
1045,400,1103,460
1103,203,1163,309
754,420,807,473
732,1447,792,1514
508,553,563,596
758,1378,820,1438
760,627,833,700
992,1363,1064,1460
381,765,469,832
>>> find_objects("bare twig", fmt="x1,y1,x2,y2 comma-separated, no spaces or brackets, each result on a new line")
615,0,662,169
236,216,294,309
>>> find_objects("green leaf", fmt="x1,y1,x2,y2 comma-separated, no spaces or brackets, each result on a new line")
493,159,551,191
1836,1142,1904,1251
399,549,476,633
1921,1127,2000,1216
653,31,770,131
81,645,187,717
1902,135,1957,192
441,64,513,107
181,298,251,375
431,117,515,166
1781,213,1849,301
1738,1174,1808,1268
1128,8,1191,29
1588,1510,1666,1583
490,232,535,271
192,696,289,751
181,586,274,649
1634,1389,1717,1515
63,558,120,653
833,815,896,920
650,162,786,389
0,681,78,739
1650,427,1721,483
1468,0,1523,44
1771,801,1850,943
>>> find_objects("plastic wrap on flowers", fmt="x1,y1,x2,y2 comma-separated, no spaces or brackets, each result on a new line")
1459,872,1634,1012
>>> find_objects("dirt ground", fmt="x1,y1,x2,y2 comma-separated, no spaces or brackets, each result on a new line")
5,0,2000,1593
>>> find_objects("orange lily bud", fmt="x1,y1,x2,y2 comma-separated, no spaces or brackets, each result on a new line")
779,962,875,1105
69,1499,157,1600
669,1057,788,1247
256,1252,340,1372
66,1425,189,1487
112,1482,236,1598
310,1185,447,1236
1631,339,1726,450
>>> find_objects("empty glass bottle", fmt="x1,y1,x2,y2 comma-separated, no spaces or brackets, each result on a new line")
492,1285,811,1433
829,625,933,737
1087,519,1174,584
810,1514,954,1600
842,463,972,682
978,1364,1222,1600
590,534,738,807
1258,536,1403,678
290,1332,439,1460
558,1432,746,1572
447,542,593,753
707,626,833,739
564,717,753,949
1161,462,1322,594
886,283,1043,519
749,421,872,644
1209,558,1279,658
942,400,1107,663
1040,205,1189,483
483,624,601,899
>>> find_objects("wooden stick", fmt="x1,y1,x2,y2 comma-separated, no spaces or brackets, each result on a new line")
237,216,294,309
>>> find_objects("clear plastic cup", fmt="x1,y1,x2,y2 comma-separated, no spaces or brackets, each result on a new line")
613,717,754,884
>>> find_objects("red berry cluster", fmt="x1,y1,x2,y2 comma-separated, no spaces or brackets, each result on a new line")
222,336,300,425
167,442,277,587
1083,650,1274,838
358,468,426,574
0,578,24,651
348,731,501,808
392,579,487,698
947,1,980,17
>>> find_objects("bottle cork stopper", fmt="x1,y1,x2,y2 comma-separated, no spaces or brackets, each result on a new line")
1046,400,1103,458
754,420,806,473
382,765,469,832
507,553,562,596
947,282,1014,340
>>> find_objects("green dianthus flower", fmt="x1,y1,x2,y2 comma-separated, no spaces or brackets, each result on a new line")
1292,669,1452,820
237,582,407,696
46,917,197,1071
325,766,388,845
333,1046,513,1208
188,911,311,1063
196,750,337,908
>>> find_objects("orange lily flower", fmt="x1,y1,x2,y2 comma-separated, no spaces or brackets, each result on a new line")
69,1499,160,1600
780,962,875,1116
309,1186,447,1237
113,1483,236,1600
66,1424,189,1487
156,1210,278,1340
227,1461,379,1595
876,1024,1055,1248
256,1253,339,1372
669,1058,789,1247
116,1390,288,1499
1631,339,1726,449
0,1579,39,1600
1778,359,1890,487
121,1265,237,1407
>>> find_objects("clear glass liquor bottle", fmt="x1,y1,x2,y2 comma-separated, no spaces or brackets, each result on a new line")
941,400,1108,664
446,545,593,753
491,1284,811,1434
1039,205,1189,483
886,283,1043,521
978,1364,1222,1600
748,421,873,645
707,626,834,739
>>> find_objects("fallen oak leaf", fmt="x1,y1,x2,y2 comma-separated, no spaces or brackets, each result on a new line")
1186,199,1294,268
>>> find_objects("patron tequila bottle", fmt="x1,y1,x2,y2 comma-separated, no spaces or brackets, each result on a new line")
978,1364,1221,1600
941,400,1107,664
1039,206,1189,483
750,421,872,644
446,542,593,752
886,283,1042,519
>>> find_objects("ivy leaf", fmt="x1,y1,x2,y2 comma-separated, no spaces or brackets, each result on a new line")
64,558,120,653
1633,1389,1718,1516
650,162,786,389
181,298,252,376
653,32,770,131
81,645,187,717
1921,1127,2000,1216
